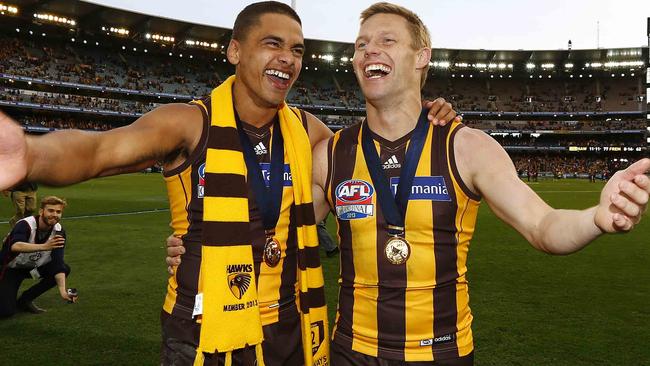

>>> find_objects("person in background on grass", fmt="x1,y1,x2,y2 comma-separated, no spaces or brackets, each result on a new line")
0,196,76,318
318,218,339,257
2,181,38,228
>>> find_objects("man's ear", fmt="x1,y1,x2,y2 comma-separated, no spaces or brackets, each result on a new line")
416,47,432,70
227,39,241,65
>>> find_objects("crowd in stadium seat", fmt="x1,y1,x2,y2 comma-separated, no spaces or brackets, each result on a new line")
464,119,648,131
492,133,645,148
2,35,645,114
423,78,644,113
15,115,113,131
511,154,631,177
1,87,158,114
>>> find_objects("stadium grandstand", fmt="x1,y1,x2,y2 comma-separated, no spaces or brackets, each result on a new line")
0,0,648,180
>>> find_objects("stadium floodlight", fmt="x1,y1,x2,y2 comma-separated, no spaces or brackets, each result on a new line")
185,39,219,49
526,63,536,69
488,63,497,69
432,61,450,68
498,63,507,69
103,26,130,36
604,60,644,68
146,33,175,43
34,12,76,26
565,63,574,68
541,63,555,69
322,54,334,62
340,57,349,62
0,3,18,14
589,62,603,68
455,62,469,68
475,63,487,69
311,54,316,59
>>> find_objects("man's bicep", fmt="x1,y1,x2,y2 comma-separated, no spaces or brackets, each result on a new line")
94,104,201,176
469,133,551,243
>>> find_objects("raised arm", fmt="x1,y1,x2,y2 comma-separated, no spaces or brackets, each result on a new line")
455,127,649,255
0,103,203,189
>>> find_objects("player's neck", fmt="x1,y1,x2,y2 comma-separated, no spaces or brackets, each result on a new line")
365,97,422,142
232,80,279,128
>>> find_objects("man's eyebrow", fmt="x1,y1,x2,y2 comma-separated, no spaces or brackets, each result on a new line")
262,35,284,43
262,35,304,49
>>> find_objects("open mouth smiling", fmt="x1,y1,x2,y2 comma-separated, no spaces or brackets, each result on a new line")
364,63,392,79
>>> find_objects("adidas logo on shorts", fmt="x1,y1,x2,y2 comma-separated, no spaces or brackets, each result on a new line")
382,155,401,169
254,142,268,156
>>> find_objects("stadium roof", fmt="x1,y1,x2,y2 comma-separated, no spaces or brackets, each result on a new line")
5,0,648,67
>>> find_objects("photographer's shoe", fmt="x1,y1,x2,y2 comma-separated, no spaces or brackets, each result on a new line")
17,300,46,314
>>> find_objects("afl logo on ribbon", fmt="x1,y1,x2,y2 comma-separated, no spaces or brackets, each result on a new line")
335,179,375,220
227,273,251,299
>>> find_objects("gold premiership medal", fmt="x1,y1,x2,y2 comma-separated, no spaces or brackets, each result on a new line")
263,236,281,267
384,235,411,265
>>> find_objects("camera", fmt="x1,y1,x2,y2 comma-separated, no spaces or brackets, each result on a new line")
66,288,78,303
54,230,65,245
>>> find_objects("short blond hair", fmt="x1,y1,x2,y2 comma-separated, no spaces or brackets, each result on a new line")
360,2,431,89
40,196,67,209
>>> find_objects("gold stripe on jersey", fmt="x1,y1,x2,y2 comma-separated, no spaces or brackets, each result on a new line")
328,120,481,362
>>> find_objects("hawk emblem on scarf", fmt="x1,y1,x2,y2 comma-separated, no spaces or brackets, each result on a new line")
228,273,251,299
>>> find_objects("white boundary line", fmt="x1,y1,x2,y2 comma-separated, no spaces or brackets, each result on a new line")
0,208,169,224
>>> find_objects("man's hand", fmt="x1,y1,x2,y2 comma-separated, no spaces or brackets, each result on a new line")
595,158,650,233
0,110,28,190
59,288,77,303
166,235,185,275
42,236,66,251
423,98,461,126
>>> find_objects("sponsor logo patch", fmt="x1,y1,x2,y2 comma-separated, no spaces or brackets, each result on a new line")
254,141,268,156
335,179,374,220
383,154,401,169
433,333,456,345
389,176,452,201
259,163,292,187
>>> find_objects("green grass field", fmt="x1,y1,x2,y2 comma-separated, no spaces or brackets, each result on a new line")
0,174,648,365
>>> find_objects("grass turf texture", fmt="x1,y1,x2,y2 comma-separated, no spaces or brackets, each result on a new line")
0,174,648,365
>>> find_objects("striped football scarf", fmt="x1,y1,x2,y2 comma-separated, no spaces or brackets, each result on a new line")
194,75,329,366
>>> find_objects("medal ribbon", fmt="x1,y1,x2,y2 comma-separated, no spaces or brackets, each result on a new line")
236,114,284,235
361,108,430,236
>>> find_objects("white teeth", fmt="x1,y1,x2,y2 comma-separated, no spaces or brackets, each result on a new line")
364,64,391,74
265,69,290,80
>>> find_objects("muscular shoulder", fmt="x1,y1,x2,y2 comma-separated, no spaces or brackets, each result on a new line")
141,103,205,164
304,111,333,148
453,126,514,195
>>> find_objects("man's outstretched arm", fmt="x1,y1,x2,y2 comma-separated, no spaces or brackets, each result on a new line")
0,104,203,189
455,127,649,255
